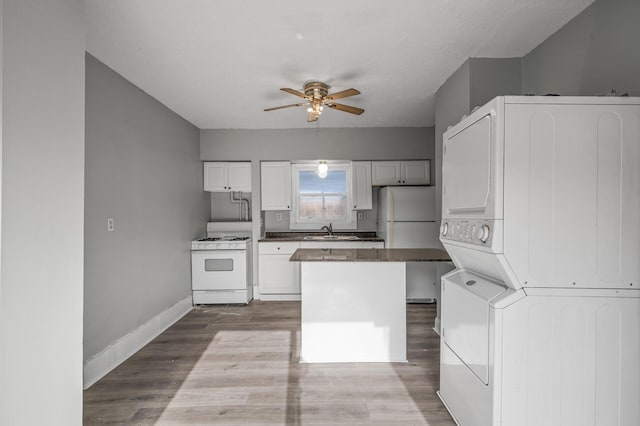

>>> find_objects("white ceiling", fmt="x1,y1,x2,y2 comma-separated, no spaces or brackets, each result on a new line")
86,0,594,129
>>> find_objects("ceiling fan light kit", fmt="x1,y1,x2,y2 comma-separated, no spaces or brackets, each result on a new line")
265,81,364,122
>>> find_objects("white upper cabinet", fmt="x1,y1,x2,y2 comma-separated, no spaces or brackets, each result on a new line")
204,162,252,192
371,160,431,186
227,163,252,191
261,161,292,210
204,162,227,191
402,160,430,185
351,161,372,210
371,161,402,186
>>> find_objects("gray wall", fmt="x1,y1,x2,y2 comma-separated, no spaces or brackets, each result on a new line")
84,54,209,362
201,127,434,163
470,58,522,110
1,0,85,424
523,0,640,96
433,58,522,220
434,60,471,221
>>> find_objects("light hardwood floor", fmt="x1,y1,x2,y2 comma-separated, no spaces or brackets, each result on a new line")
84,301,455,425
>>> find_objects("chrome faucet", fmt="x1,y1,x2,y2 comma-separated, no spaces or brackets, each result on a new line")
321,223,333,236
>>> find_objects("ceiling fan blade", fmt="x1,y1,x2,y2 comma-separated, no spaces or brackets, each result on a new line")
326,102,365,115
326,88,360,100
280,88,308,99
264,102,308,112
307,112,318,122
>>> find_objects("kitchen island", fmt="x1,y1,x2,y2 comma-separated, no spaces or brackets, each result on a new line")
290,248,450,363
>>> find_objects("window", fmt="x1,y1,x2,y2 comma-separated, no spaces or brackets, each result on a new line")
290,163,356,230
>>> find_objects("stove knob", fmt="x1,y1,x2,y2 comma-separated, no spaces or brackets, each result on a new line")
478,225,490,243
441,222,449,236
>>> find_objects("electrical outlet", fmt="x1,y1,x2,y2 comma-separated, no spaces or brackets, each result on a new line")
275,213,282,221
357,212,364,220
107,217,115,232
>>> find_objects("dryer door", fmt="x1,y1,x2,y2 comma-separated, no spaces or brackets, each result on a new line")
442,97,503,221
444,114,494,215
442,270,506,384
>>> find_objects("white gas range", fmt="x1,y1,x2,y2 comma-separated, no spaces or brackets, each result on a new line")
191,222,253,304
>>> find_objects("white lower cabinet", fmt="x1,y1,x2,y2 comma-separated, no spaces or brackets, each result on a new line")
258,242,301,300
361,241,385,249
258,240,384,300
300,241,384,249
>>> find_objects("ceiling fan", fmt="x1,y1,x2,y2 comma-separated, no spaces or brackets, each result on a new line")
264,81,364,122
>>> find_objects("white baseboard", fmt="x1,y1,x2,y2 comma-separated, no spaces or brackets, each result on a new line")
433,316,441,336
83,295,193,389
259,294,301,301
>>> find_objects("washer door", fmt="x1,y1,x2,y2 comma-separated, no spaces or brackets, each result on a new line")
442,270,505,384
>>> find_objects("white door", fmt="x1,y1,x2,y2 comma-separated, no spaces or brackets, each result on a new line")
261,161,292,210
227,162,252,192
203,162,227,191
351,161,372,210
385,186,437,222
402,160,431,185
191,250,247,290
442,270,506,384
386,221,441,249
371,161,401,186
406,263,438,300
259,254,300,294
443,113,497,218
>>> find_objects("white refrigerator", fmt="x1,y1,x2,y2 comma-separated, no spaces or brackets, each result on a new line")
377,186,443,302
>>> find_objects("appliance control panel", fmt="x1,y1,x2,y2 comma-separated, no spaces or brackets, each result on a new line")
191,241,250,250
440,219,496,247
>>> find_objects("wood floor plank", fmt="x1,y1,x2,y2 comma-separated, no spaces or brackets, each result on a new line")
84,301,454,425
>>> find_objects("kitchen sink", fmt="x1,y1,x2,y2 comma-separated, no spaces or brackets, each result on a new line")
303,235,360,241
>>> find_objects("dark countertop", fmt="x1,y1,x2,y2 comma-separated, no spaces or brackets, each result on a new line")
259,231,384,243
289,248,451,262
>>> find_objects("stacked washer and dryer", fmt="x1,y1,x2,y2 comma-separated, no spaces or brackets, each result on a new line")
437,96,640,425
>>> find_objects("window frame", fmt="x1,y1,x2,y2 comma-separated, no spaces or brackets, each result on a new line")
289,162,356,230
